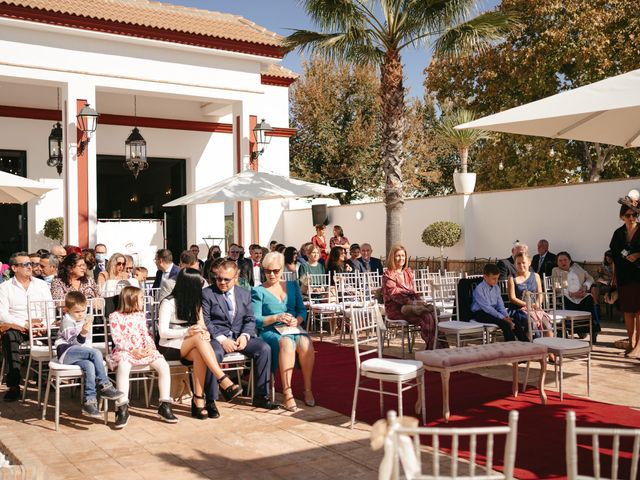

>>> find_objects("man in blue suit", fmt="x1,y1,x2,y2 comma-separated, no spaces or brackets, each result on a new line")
152,248,180,289
202,260,278,417
357,243,384,275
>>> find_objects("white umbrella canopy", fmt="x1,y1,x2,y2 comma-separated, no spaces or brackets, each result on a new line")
456,68,640,148
163,170,346,207
0,170,55,204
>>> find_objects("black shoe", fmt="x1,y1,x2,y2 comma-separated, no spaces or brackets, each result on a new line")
252,396,281,410
3,387,20,402
206,400,220,419
100,384,124,401
191,394,208,420
114,404,129,429
82,401,102,419
218,374,243,402
157,401,178,423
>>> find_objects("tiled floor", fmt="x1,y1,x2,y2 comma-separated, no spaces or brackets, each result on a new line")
0,319,638,479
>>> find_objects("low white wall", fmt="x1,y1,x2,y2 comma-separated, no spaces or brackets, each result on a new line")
282,178,640,262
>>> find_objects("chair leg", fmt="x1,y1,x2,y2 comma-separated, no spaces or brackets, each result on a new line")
37,361,43,408
350,372,360,429
400,328,406,359
523,361,531,393
42,371,52,421
586,353,591,397
54,378,60,431
379,379,384,417
397,381,403,418
22,356,33,402
558,356,564,401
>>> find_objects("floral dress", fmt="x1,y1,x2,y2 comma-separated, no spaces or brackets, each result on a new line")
107,311,163,370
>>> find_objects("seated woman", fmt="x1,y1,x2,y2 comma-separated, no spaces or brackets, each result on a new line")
507,252,552,340
51,252,100,301
97,252,130,295
298,245,325,295
157,268,242,419
283,246,299,278
326,246,352,283
382,245,437,350
251,252,315,412
551,251,601,341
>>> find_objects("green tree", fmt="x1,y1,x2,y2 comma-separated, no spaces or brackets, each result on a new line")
425,0,640,188
285,1,519,252
290,58,383,203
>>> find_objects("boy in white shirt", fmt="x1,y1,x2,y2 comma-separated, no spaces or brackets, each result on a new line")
55,292,123,417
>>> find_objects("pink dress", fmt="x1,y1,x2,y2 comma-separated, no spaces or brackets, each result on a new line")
107,311,163,370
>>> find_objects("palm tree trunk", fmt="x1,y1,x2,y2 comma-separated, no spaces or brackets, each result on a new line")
380,50,406,254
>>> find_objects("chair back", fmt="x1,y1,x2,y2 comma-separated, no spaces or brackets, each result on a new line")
566,410,640,480
282,270,298,282
387,409,519,480
414,276,433,301
26,299,64,357
360,271,382,303
335,271,363,308
307,273,333,306
350,306,385,369
456,277,484,322
524,291,556,339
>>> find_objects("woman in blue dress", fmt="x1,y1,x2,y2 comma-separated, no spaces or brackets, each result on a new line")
251,252,315,412
507,252,552,340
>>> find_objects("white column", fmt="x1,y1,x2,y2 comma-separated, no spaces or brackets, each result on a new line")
231,101,252,249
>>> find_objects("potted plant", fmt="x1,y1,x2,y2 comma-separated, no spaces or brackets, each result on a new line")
43,217,64,243
422,221,462,272
435,109,491,194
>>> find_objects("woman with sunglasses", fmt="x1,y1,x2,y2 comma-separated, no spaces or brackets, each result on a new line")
609,203,640,358
251,252,315,412
51,252,100,301
97,253,130,295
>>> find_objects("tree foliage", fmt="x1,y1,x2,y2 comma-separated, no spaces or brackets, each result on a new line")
422,221,462,249
425,0,640,189
43,217,64,243
290,58,383,204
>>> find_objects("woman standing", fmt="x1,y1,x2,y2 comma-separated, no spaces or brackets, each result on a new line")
329,225,350,250
609,204,640,357
158,268,242,419
311,224,328,263
382,245,437,350
50,253,100,301
251,252,315,412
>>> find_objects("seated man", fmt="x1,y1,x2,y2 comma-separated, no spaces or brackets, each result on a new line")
0,251,53,401
357,243,384,276
346,243,364,273
497,242,528,280
152,248,180,289
470,263,520,341
158,250,203,301
202,260,279,417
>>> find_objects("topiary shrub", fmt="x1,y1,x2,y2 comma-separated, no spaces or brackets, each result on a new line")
422,221,462,272
43,217,64,243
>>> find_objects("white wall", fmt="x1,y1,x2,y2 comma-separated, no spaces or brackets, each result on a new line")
282,178,640,262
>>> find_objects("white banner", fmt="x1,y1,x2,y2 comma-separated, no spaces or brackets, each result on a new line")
96,220,164,274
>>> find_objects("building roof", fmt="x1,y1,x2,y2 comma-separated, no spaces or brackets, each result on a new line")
0,0,287,57
262,64,298,80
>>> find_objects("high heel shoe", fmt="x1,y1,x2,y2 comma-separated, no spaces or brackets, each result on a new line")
282,388,299,412
191,394,208,420
303,390,316,407
218,374,243,402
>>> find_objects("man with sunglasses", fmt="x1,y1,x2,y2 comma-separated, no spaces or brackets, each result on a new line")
0,251,53,401
227,243,253,289
201,260,278,416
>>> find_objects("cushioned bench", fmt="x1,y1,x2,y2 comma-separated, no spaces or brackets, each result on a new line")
415,342,549,421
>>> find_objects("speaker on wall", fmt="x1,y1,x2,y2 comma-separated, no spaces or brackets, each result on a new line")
311,204,328,226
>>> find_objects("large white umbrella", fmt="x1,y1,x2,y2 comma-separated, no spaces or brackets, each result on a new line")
163,170,346,206
456,68,640,148
0,170,55,204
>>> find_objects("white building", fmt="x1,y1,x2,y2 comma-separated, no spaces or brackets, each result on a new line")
0,0,296,268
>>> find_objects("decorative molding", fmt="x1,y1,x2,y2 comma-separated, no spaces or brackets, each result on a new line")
268,127,297,138
0,105,60,121
0,3,286,59
99,114,232,133
260,74,296,87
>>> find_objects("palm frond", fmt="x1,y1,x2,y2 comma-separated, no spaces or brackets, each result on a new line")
435,109,492,149
300,0,368,30
432,10,522,60
285,29,384,65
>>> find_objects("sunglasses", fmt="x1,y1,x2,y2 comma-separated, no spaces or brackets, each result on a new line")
624,213,637,218
229,250,241,254
115,261,125,266
216,276,234,283
14,262,34,268
264,268,281,275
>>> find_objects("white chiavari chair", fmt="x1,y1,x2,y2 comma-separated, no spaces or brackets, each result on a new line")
306,273,340,341
350,306,426,428
385,409,519,479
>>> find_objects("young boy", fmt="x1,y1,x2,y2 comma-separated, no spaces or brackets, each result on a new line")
55,291,124,417
133,266,148,286
471,263,517,341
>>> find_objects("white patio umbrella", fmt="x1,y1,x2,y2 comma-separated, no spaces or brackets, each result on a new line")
0,170,55,204
455,68,640,148
163,170,346,206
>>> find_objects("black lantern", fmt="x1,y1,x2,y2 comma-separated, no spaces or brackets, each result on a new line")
124,127,148,178
47,122,63,175
76,103,99,155
251,118,273,161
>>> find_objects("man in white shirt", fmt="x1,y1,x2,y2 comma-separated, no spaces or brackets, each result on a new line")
0,251,53,401
249,244,265,287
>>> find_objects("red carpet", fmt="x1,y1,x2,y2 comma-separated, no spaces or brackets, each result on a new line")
279,342,640,479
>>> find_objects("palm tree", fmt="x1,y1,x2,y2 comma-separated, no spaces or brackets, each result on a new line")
435,109,492,173
285,1,519,252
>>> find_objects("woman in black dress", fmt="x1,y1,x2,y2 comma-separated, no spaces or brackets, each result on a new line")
609,204,640,358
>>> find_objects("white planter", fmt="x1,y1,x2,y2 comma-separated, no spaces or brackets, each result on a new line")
453,172,476,194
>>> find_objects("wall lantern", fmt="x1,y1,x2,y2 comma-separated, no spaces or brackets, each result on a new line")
47,122,63,175
124,96,148,178
251,118,273,161
76,103,99,155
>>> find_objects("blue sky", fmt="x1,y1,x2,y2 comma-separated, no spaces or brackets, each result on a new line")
172,0,500,98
